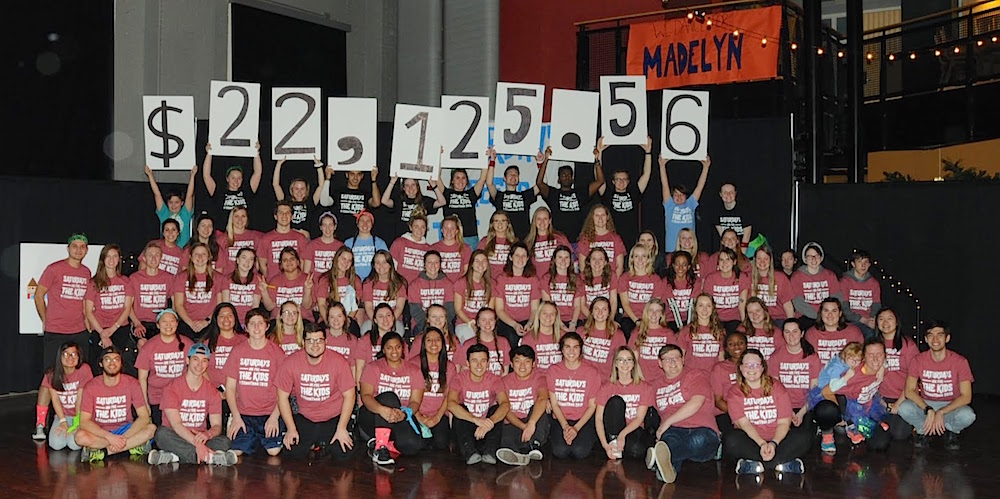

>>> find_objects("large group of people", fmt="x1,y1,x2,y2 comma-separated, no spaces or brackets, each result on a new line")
28,138,976,483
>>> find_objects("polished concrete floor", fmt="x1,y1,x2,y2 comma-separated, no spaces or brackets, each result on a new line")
2,393,991,498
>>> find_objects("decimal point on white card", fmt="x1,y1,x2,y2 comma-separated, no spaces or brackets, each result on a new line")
561,133,582,150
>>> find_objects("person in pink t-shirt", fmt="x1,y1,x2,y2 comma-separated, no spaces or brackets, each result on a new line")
221,206,262,274
768,318,821,430
410,328,456,450
710,331,748,428
38,342,93,450
749,246,795,322
629,299,678,377
663,250,699,330
898,321,976,450
138,220,184,276
478,211,516,278
83,244,134,374
814,339,891,452
221,248,267,326
173,242,221,340
541,245,582,329
671,228,711,278
524,207,572,277
874,308,920,442
361,250,407,335
700,248,750,330
723,349,811,476
183,212,229,270
455,308,512,377
548,332,602,460
580,297,627,371
840,250,882,338
432,216,472,282
738,297,784,360
35,234,91,379
493,242,541,346
316,247,362,332
408,250,456,336
303,212,344,276
358,332,425,466
578,247,619,320
454,250,494,342
148,343,237,466
263,247,314,320
389,214,430,284
520,302,564,370
702,229,753,276
135,309,191,426
577,204,626,276
270,301,305,356
496,345,551,465
676,294,726,372
805,297,866,364
323,302,362,382
129,242,174,343
595,346,655,461
449,343,511,465
619,244,665,338
411,304,459,363
199,303,247,391
257,201,310,279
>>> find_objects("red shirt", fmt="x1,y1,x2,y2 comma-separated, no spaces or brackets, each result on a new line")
582,329,627,371
494,274,541,323
739,325,784,360
579,273,619,310
42,368,93,417
207,334,247,388
173,271,221,321
259,230,309,277
478,237,511,278
38,260,91,333
768,347,821,408
663,277,699,324
840,275,881,319
881,338,919,400
135,334,190,404
278,333,302,356
751,273,795,320
839,365,883,404
578,232,625,267
619,273,664,319
160,376,222,431
503,370,547,419
668,251,711,279
129,271,173,323
268,272,308,318
710,361,739,414
545,274,580,323
455,336,511,377
408,275,454,310
531,233,572,276
314,275,361,307
275,350,355,422
410,333,458,363
629,327,678,379
390,237,430,284
805,325,865,364
139,241,184,275
303,237,343,276
362,280,404,309
221,274,262,326
431,240,471,282
360,358,422,407
700,271,750,322
519,332,562,370
221,340,286,416
598,381,653,424
451,370,503,418
546,361,602,421
325,332,361,365
408,359,456,417
909,350,974,402
453,278,491,319
790,268,841,315
84,275,132,329
726,381,793,441
654,368,719,432
222,229,262,273
80,375,146,431
677,325,724,372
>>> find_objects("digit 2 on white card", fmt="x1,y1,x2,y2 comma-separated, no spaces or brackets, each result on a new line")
660,90,709,161
549,89,599,162
271,88,321,160
143,96,196,170
390,104,443,180
441,95,490,169
599,76,647,145
327,97,377,172
494,82,544,156
208,81,261,157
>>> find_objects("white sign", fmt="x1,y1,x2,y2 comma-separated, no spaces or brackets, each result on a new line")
600,75,648,145
271,87,322,160
19,243,102,336
494,82,544,156
327,97,377,172
660,89,709,161
143,96,196,170
389,104,443,181
549,89,599,162
208,81,261,157
441,95,490,169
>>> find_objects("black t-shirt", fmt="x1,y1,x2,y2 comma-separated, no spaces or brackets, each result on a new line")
390,191,438,239
213,185,254,227
603,184,642,247
492,189,537,240
290,200,313,234
330,185,371,240
715,204,750,238
443,188,479,238
545,186,591,242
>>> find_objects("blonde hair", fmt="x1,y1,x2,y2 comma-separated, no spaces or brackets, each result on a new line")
578,204,617,243
324,247,358,304
524,206,566,250
441,215,466,252
838,342,864,362
675,228,702,267
633,298,668,350
226,206,249,246
528,301,564,342
741,296,777,337
484,211,517,258
269,301,304,348
627,244,653,276
609,346,644,384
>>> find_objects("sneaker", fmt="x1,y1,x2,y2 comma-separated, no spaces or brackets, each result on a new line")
32,424,46,441
644,446,656,470
527,449,543,461
913,433,929,449
735,458,764,475
466,453,482,465
147,450,179,465
821,432,836,455
774,458,805,474
944,431,960,451
482,452,497,465
653,441,676,484
129,441,152,456
372,446,395,466
608,437,622,459
81,447,106,463
207,450,238,466
716,441,723,460
496,448,530,466
845,424,864,445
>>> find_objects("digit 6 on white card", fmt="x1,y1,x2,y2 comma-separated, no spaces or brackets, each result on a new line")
599,75,647,145
494,82,544,156
441,95,490,169
209,81,261,157
659,90,709,161
549,89,599,163
327,97,377,172
271,88,321,160
390,104,443,180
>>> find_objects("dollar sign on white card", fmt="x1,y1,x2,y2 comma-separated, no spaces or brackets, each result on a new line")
148,100,184,168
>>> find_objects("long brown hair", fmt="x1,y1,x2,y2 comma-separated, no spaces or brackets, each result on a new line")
741,296,777,337
547,245,578,294
462,249,493,302
186,242,215,292
324,247,358,303
583,247,612,288
581,296,620,340
93,244,122,291
687,293,726,341
484,211,517,258
364,250,406,302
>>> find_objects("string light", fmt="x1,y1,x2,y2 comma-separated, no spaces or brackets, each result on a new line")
909,52,916,60
935,49,941,56
977,40,984,46
838,50,844,58
733,30,740,36
888,53,895,61
761,38,767,46
687,12,695,20
817,47,824,55
993,36,998,42
954,46,961,54
706,18,713,26
866,52,874,60
791,42,798,50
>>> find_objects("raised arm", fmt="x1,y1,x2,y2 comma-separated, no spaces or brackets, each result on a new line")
272,158,286,201
658,155,671,203
249,141,263,192
185,165,198,212
145,166,165,211
429,174,447,208
691,156,711,201
473,147,493,198
636,136,653,193
202,143,216,196
380,175,399,208
588,147,605,197
596,137,608,196
320,166,335,206
485,148,499,200
312,158,325,205
535,148,551,198
368,167,382,208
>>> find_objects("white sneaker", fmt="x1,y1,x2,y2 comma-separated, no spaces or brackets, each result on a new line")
496,448,530,466
148,450,179,465
527,449,543,461
645,446,656,470
207,450,238,466
32,424,46,441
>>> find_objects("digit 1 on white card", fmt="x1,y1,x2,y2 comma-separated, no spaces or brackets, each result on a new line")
273,92,316,155
217,85,251,147
402,111,432,173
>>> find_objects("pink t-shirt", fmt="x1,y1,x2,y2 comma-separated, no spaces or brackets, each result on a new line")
139,241,183,275
221,273,262,326
663,277,699,324
160,376,222,431
431,240,471,282
362,280,404,309
314,275,361,307
84,275,132,329
275,350,355,421
677,325,724,372
38,260,91,333
503,370,547,419
221,340,286,416
838,365,883,404
629,327,678,378
451,370,502,418
408,275,454,310
703,252,753,276
805,325,865,364
790,268,841,315
546,361,602,421
80,375,146,431
654,368,719,432
135,334,190,404
455,336,511,377
578,232,625,267
325,332,361,365
700,271,750,322
42,367,93,417
410,333,458,363
268,272,308,319
453,278,491,319
909,350,974,402
726,381,793,441
582,329,627,370
519,332,562,370
129,270,173,323
881,338,919,400
207,334,247,388
389,237,430,284
739,325,785,360
840,275,881,319
222,229,262,273
619,274,665,319
278,332,302,356
303,237,343,276
478,237,511,278
173,271,221,321
768,347,821,408
710,361,739,414
360,358,422,407
579,273,619,310
668,251,711,279
408,359,456,417
751,273,795,320
531,233,572,276
544,274,580,323
259,230,309,277
598,381,653,424
494,274,541,323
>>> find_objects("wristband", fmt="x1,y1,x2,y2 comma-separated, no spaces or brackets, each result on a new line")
924,406,933,415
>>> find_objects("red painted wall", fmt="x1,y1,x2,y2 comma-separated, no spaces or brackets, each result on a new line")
499,0,718,119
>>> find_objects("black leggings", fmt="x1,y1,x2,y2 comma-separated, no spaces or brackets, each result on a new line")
722,424,812,469
550,414,598,459
286,413,353,460
453,404,502,459
357,392,423,456
601,395,655,459
496,320,528,348
424,417,451,451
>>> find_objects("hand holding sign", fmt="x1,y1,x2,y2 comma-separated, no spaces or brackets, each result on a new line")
271,87,321,160
549,89,599,162
441,95,490,169
600,76,648,145
143,96,195,170
209,81,261,157
659,90,709,161
494,82,544,156
327,98,376,172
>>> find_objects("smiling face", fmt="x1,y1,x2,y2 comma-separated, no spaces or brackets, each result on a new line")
60,346,80,371
476,310,497,334
725,334,747,360
232,208,249,230
491,214,509,234
613,349,635,381
451,170,469,191
402,178,420,198
441,219,459,242
226,169,244,190
191,246,210,268
721,232,739,251
373,254,391,279
820,301,841,329
510,247,529,271
472,253,489,275
678,230,695,252
280,251,299,274
755,250,772,273
468,351,489,377
423,330,443,357
281,303,300,326
304,331,326,359
504,167,519,187
187,353,210,378
638,232,656,250
275,205,293,227
357,214,374,233
659,348,684,379
560,337,582,363
327,306,346,331
246,314,269,340
197,218,214,239
645,302,665,324
383,337,404,364
588,250,607,273
424,254,441,276
671,253,691,275
336,251,354,274
611,171,629,191
427,306,448,331
592,206,609,230
375,306,395,331
158,313,179,338
103,247,120,273
558,167,574,188
720,184,736,204
162,223,179,244
167,194,183,213
671,189,687,205
320,216,337,238
237,249,256,275
925,326,950,353
216,306,236,332
694,295,714,321
591,299,610,323
739,352,764,384
145,246,163,269
782,322,802,347
539,303,558,329
554,248,572,274
512,354,535,379
533,209,551,234
410,218,427,240
101,352,123,377
347,171,363,188
863,343,885,373
747,301,766,327
630,245,649,272
804,247,822,271
877,311,897,335
289,179,309,202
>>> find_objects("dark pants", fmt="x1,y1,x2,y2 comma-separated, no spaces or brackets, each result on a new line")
90,326,136,376
43,331,90,371
150,404,163,427
722,424,812,469
660,426,720,472
550,414,598,460
883,413,914,441
814,395,848,430
424,417,451,451
175,321,203,341
495,320,528,348
356,392,423,456
286,413,352,460
619,317,637,342
154,427,231,464
816,397,895,451
500,414,551,453
716,413,733,433
602,395,655,459
453,404,502,460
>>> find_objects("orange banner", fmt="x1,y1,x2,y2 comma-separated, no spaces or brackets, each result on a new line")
626,6,782,90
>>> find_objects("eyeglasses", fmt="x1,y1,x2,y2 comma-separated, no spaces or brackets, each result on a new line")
304,338,325,345
615,358,634,364
660,357,682,364
742,363,762,370
62,351,79,358
282,310,299,316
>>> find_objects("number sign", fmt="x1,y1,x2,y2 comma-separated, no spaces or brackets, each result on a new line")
327,97,377,172
549,89,599,162
659,90,709,161
208,81,261,157
390,104,443,180
441,95,490,169
143,95,196,170
271,87,321,160
599,76,647,145
494,82,544,155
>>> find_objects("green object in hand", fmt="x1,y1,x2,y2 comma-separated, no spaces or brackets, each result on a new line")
745,233,768,258
67,414,80,433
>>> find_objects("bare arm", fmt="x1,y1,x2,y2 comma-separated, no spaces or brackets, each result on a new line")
636,136,653,193
380,176,398,208
535,149,551,198
272,159,286,201
312,159,325,205
145,166,164,211
320,166,335,206
185,165,198,212
202,143,216,196
368,168,382,208
249,141,263,192
658,155,671,203
588,151,605,197
473,147,493,197
691,156,711,201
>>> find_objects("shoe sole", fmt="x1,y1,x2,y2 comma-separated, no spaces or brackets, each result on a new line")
645,447,655,470
496,449,529,466
653,441,676,484
32,434,46,441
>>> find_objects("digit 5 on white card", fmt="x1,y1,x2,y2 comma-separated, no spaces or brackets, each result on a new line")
208,81,261,157
494,82,545,156
327,97,377,172
599,76,647,146
441,95,490,169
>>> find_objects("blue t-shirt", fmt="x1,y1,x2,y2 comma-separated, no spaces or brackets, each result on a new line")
663,197,698,251
344,236,388,280
156,205,193,247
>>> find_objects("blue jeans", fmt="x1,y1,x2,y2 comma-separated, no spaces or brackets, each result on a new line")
897,400,976,435
230,414,287,454
660,426,719,472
